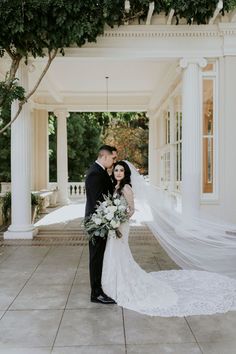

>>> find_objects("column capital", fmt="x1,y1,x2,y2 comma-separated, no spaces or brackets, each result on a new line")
54,109,70,119
179,57,207,69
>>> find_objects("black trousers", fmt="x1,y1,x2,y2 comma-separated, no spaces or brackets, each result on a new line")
89,237,107,297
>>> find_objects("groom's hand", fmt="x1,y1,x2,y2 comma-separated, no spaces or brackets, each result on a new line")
115,229,122,238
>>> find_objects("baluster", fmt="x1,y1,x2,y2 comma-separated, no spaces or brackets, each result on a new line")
69,184,73,196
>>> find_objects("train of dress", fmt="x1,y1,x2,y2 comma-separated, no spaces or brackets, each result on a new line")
102,222,236,317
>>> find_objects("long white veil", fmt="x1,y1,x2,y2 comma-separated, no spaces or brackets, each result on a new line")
125,161,236,279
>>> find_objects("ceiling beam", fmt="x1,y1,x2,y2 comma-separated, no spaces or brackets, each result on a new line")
148,62,180,112
31,102,146,113
44,74,63,103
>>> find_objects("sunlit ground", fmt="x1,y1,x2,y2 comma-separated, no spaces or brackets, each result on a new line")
34,199,154,229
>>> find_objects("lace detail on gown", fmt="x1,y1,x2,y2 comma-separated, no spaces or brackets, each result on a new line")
102,217,236,317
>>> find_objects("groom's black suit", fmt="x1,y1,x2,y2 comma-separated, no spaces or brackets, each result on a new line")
85,162,114,298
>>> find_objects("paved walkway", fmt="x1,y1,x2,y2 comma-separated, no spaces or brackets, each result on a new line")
0,206,235,353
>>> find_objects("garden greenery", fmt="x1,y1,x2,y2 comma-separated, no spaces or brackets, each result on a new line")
0,0,236,133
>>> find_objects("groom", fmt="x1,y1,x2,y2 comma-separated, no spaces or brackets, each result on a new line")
85,145,117,304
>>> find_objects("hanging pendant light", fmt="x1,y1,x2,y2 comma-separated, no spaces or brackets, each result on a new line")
105,76,109,112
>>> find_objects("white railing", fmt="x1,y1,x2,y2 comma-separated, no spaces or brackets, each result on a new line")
1,182,86,200
68,182,85,198
48,182,85,199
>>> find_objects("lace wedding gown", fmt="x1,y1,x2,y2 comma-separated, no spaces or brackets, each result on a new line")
102,185,236,317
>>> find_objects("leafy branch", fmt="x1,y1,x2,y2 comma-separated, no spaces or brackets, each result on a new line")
0,0,236,136
0,48,58,134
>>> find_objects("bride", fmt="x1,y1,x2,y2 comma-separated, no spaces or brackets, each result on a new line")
102,160,236,317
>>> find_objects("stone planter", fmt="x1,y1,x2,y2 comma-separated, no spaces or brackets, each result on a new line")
49,189,58,207
0,182,11,194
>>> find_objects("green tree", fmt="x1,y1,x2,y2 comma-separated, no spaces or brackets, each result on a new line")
1,0,236,134
49,112,102,182
103,112,149,174
48,111,148,181
0,116,11,182
0,0,126,133
67,113,102,181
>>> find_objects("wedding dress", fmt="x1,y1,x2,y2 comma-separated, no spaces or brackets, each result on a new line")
102,185,236,317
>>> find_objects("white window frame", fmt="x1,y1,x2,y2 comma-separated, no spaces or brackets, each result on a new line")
200,60,219,202
174,110,182,192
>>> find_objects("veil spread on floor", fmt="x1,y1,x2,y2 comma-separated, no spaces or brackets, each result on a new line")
125,161,236,279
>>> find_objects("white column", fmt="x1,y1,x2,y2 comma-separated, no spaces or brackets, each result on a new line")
4,64,36,239
169,97,175,195
54,109,70,205
148,111,158,186
180,58,207,218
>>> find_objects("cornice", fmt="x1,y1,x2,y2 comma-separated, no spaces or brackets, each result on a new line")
102,24,236,39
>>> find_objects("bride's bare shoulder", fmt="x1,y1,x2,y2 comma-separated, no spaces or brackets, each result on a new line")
123,184,133,193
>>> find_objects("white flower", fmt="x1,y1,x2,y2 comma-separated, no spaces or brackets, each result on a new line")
110,219,120,228
94,218,102,225
108,205,117,213
118,205,126,211
114,198,121,206
105,212,114,221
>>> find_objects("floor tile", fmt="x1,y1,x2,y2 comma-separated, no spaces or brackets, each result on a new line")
124,309,195,344
52,345,125,354
0,284,25,310
0,269,32,286
0,247,49,271
187,312,236,342
4,246,49,262
0,246,18,264
0,310,63,347
66,283,101,309
28,268,76,285
55,308,124,346
10,283,71,310
0,348,51,354
199,340,236,354
127,343,202,353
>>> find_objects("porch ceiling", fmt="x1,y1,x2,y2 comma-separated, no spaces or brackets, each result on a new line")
31,58,178,112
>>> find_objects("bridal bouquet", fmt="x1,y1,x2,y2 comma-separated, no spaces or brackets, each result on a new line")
84,193,129,243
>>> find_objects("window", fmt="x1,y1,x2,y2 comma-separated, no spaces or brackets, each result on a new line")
175,111,182,191
162,112,171,189
201,61,217,197
202,79,214,193
163,151,170,186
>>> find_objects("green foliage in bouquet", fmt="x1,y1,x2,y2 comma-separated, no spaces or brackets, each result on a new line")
83,193,129,244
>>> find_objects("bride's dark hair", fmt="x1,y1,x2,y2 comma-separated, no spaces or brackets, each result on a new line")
112,160,132,194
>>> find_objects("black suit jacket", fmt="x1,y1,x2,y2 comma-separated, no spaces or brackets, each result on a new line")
85,162,114,217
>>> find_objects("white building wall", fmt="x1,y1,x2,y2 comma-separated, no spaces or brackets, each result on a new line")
200,56,236,224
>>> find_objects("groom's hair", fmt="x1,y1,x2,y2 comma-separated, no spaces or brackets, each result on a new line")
98,145,117,157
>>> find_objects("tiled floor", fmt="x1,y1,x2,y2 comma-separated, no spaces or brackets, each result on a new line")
0,220,235,354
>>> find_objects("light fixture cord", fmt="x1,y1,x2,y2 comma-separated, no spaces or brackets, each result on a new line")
105,76,109,112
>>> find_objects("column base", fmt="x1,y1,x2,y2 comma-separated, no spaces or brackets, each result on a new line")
4,227,38,240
